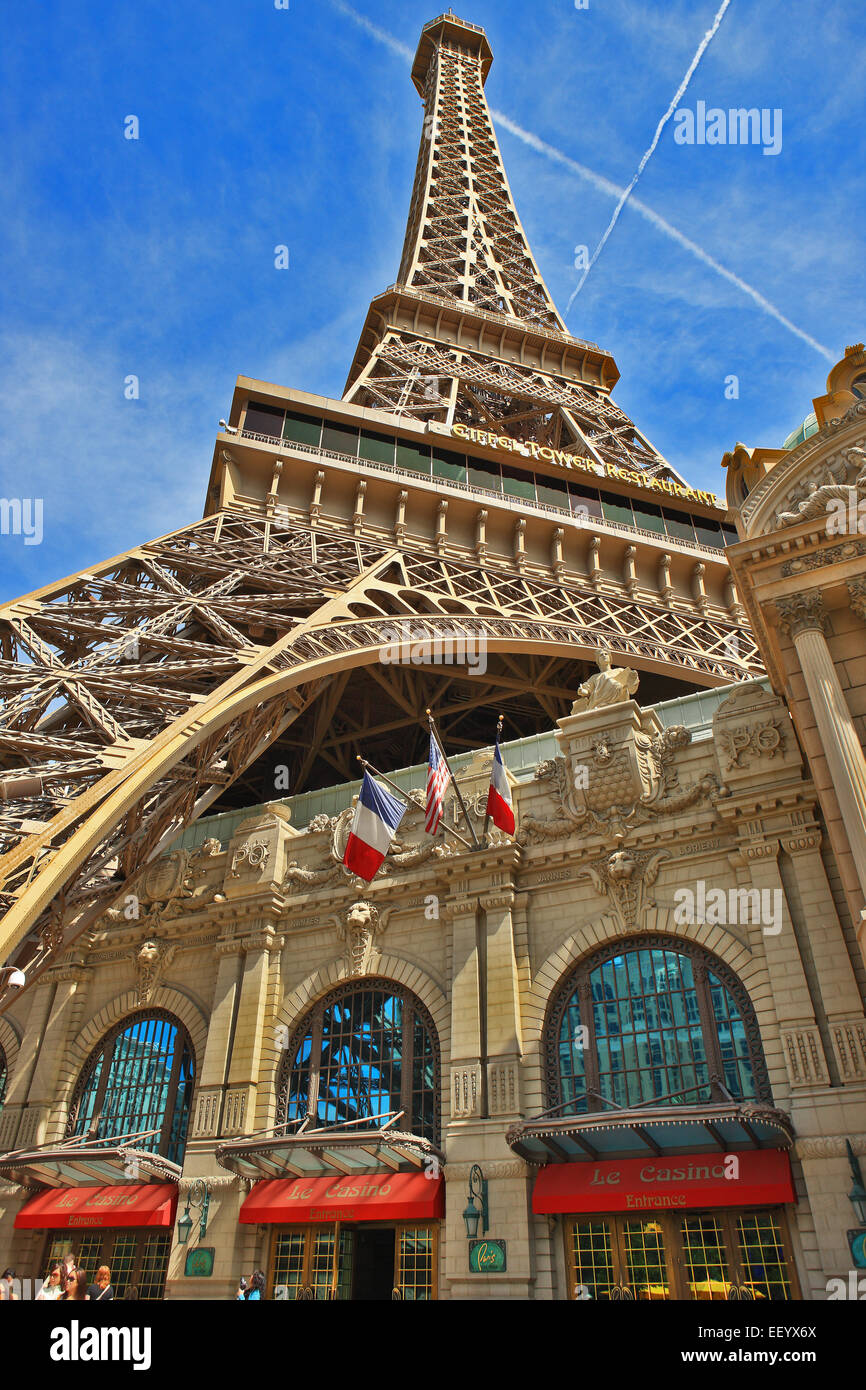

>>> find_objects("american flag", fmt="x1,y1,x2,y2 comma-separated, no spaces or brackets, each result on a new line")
425,732,450,835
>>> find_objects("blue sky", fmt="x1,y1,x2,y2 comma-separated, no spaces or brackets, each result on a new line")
1,0,863,601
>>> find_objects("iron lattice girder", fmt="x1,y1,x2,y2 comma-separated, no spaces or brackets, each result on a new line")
0,508,759,970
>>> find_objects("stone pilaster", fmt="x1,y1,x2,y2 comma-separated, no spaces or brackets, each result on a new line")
443,897,483,1119
224,925,284,1136
480,890,522,1118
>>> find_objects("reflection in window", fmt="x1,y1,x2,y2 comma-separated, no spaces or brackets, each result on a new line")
67,1012,195,1165
277,980,440,1143
547,940,765,1115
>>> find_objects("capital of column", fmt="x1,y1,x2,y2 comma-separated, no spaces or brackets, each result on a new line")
776,591,828,639
848,576,866,622
439,897,477,922
479,890,515,912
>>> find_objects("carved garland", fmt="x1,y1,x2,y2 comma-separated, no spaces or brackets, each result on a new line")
541,934,773,1114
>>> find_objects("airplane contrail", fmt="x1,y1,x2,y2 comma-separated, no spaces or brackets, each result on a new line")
330,0,834,363
565,0,731,312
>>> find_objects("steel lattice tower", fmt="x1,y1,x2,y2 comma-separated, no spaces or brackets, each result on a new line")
0,12,761,997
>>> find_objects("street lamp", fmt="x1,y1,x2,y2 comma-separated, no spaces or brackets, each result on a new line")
462,1164,489,1239
177,1178,210,1245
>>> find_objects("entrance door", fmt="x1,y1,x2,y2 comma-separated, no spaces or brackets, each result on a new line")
269,1222,438,1299
566,1209,797,1300
43,1229,171,1300
353,1226,396,1300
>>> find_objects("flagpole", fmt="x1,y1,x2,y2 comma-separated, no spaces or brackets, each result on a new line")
426,710,482,850
355,756,473,850
481,713,504,846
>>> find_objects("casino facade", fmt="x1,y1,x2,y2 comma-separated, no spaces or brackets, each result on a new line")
0,14,865,1301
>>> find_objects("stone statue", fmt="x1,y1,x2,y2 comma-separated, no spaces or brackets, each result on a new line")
572,649,639,713
776,446,866,526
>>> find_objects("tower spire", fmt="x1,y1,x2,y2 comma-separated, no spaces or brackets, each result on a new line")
344,13,673,479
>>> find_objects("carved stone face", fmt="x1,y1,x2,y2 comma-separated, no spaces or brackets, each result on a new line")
138,941,160,966
597,650,611,671
346,902,373,931
607,850,635,880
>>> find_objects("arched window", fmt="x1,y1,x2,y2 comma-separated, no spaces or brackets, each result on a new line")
67,1011,195,1166
277,979,440,1144
545,937,770,1115
0,1044,7,1114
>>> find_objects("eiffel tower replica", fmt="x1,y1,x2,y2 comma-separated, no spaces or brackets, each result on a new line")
0,12,761,995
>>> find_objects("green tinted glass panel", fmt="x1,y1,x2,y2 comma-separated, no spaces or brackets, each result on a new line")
432,447,467,483
694,518,724,548
600,491,634,526
536,475,569,508
396,441,431,475
468,458,502,492
502,464,536,501
632,500,666,534
283,411,322,446
359,430,395,465
662,509,696,543
721,525,739,546
321,422,359,456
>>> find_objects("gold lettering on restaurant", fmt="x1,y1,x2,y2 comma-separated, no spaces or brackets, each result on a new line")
450,422,724,510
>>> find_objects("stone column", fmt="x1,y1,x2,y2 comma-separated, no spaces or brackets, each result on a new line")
25,962,91,1145
480,890,522,1119
443,897,483,1120
778,593,866,901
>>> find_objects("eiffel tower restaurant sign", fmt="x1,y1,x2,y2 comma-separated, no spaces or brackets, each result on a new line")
450,423,724,510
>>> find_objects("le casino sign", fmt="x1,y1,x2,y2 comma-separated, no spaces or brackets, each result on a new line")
450,422,725,511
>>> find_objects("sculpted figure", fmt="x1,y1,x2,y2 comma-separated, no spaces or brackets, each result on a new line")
776,446,866,526
573,650,639,713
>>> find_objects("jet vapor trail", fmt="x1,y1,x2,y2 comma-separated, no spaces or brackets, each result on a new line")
565,0,732,313
330,0,834,363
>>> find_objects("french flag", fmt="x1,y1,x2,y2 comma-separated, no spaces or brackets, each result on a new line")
343,771,407,882
485,734,515,836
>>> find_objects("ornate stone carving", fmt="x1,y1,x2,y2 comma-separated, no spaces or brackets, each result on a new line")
451,1063,482,1118
132,937,176,1005
776,592,828,638
831,1019,866,1080
572,649,639,713
105,842,223,928
230,838,270,877
775,445,866,527
521,720,707,844
587,844,669,935
334,899,391,976
192,1088,221,1139
487,1061,520,1116
781,1024,829,1087
848,576,866,620
718,718,785,770
782,537,866,576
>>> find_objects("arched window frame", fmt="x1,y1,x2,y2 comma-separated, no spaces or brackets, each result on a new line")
65,1009,195,1164
276,977,441,1144
543,935,772,1113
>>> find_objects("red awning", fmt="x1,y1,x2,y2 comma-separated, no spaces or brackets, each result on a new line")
14,1184,178,1231
240,1171,445,1225
533,1149,794,1215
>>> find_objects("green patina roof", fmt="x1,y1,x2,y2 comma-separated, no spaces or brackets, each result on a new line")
782,412,818,451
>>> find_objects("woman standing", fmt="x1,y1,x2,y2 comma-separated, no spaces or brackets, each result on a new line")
36,1265,64,1301
87,1266,114,1302
59,1268,89,1301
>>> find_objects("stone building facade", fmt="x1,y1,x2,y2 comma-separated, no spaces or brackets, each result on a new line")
1,659,865,1299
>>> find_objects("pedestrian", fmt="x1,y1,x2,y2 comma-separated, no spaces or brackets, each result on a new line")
59,1268,88,1301
122,1284,140,1301
36,1265,64,1301
244,1269,266,1300
87,1265,114,1301
235,1275,248,1300
0,1270,16,1301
